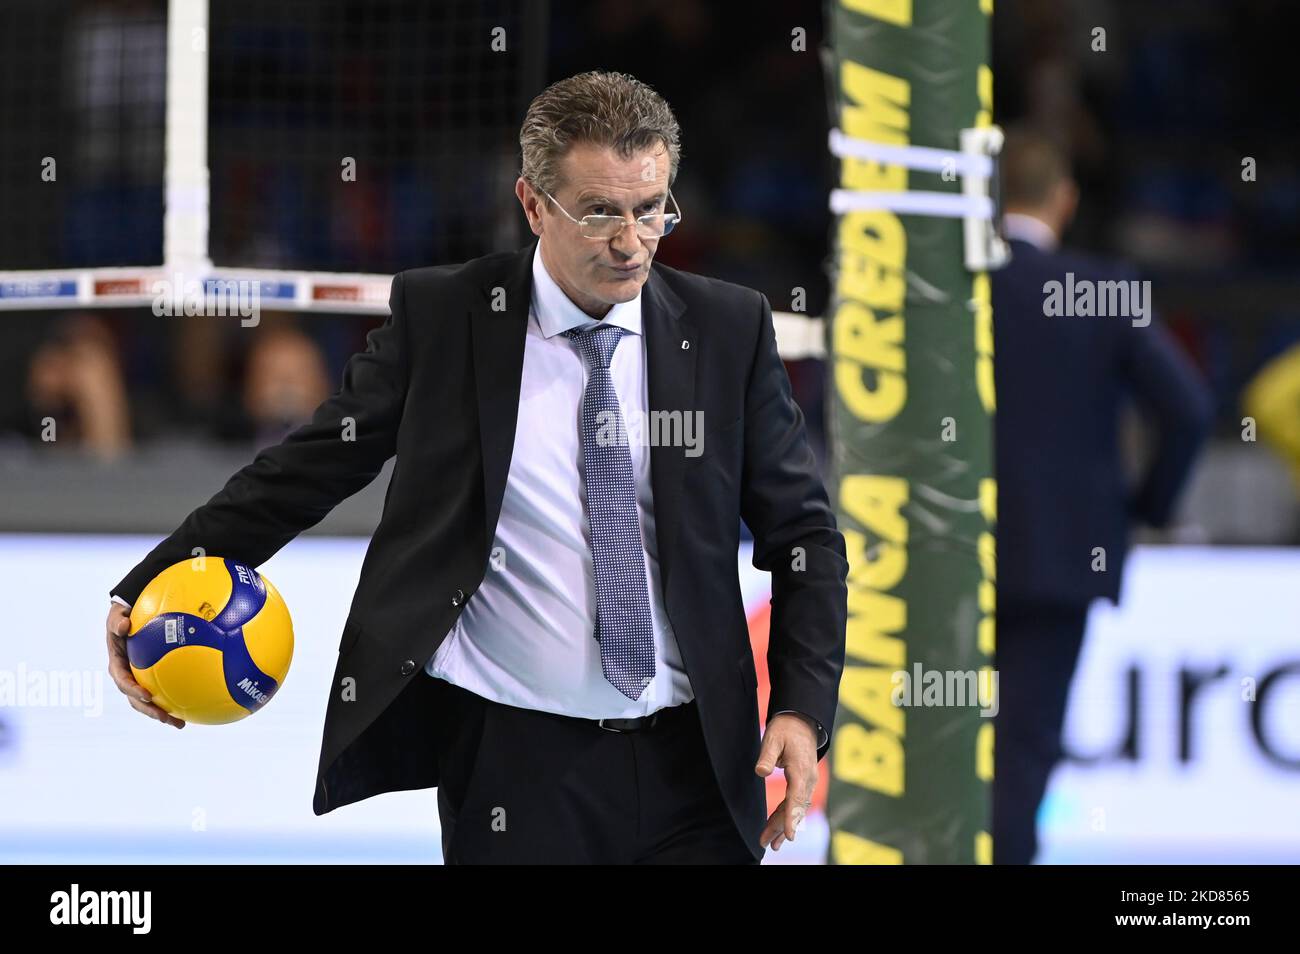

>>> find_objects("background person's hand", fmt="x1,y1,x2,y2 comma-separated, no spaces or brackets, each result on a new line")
754,711,818,852
106,602,185,728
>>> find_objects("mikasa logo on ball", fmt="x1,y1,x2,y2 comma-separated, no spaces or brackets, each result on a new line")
238,677,269,705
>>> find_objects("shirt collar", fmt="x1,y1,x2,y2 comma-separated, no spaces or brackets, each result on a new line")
1002,212,1060,252
531,239,643,339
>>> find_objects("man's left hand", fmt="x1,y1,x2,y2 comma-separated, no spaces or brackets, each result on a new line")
754,712,819,852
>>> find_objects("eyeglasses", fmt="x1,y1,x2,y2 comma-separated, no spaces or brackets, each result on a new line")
539,187,683,239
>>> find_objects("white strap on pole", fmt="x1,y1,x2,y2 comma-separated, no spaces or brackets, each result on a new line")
829,188,993,220
829,129,993,178
827,126,1009,269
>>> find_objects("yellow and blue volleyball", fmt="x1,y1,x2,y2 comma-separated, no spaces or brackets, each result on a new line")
126,558,294,725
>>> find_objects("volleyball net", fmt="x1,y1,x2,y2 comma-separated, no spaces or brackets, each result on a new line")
0,0,544,314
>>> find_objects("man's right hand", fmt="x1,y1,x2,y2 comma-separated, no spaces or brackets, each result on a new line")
106,602,186,729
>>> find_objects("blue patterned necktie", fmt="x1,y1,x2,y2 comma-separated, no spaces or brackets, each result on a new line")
564,323,656,700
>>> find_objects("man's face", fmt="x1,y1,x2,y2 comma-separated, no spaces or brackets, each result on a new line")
517,141,671,319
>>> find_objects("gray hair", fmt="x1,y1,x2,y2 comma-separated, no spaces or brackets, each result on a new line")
519,70,682,206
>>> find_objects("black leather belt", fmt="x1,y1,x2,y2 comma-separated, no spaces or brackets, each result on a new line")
593,699,693,733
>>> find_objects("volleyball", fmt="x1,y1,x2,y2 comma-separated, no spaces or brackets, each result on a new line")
126,557,294,725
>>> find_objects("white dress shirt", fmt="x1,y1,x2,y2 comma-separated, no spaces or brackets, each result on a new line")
424,241,694,718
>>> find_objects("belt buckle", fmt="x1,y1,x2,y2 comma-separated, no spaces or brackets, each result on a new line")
598,712,659,733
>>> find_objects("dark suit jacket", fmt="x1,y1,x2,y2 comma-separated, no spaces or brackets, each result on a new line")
991,237,1212,608
110,238,849,859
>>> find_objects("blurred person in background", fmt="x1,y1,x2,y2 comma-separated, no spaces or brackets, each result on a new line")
991,127,1213,864
242,325,333,446
16,312,132,460
205,322,333,446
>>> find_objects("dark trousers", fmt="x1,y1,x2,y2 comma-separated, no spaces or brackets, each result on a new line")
430,675,759,864
992,599,1089,865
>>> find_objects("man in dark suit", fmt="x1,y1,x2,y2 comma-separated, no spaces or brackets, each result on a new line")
991,128,1213,864
104,71,848,864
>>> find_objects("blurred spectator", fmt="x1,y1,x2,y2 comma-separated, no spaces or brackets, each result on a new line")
18,312,132,459
213,323,332,446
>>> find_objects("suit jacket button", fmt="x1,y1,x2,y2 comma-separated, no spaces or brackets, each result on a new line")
400,660,416,676
451,589,466,607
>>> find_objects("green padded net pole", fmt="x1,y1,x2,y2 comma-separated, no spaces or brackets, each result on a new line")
822,0,997,865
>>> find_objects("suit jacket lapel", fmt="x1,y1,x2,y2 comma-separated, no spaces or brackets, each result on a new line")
641,267,694,592
470,240,534,554
469,239,696,590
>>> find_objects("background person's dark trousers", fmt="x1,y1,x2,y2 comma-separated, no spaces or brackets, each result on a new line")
431,676,760,864
992,599,1090,865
